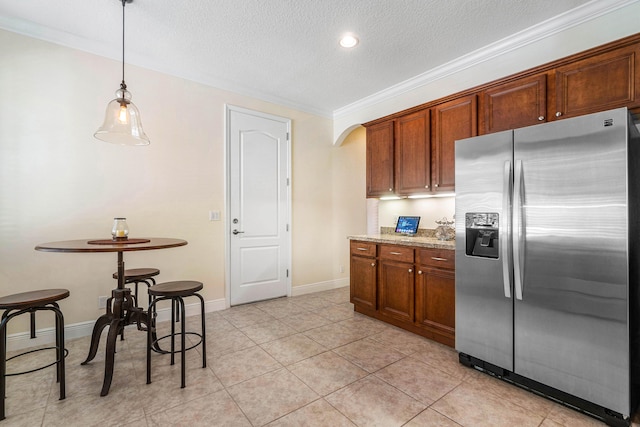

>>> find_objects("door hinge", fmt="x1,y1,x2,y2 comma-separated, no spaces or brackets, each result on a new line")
286,132,290,140
287,178,290,186
286,269,289,277
286,224,289,232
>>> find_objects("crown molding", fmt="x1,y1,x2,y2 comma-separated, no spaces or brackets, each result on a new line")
332,0,638,120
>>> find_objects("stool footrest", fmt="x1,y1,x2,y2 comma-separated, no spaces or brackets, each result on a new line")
150,332,204,355
5,347,69,377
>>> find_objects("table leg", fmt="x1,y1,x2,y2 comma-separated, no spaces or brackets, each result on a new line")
80,313,112,365
100,318,122,396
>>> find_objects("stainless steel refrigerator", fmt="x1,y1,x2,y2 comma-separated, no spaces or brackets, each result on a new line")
455,107,640,426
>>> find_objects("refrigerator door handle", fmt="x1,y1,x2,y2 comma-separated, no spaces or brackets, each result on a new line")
513,159,524,300
501,160,512,299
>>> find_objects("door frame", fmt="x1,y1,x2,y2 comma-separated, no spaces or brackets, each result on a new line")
224,104,292,308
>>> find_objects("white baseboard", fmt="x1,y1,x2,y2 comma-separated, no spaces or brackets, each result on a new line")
7,280,349,352
291,278,349,296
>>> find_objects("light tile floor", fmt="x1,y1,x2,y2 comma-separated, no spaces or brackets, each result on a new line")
4,287,638,426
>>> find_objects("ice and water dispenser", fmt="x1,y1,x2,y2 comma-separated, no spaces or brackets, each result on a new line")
465,213,499,259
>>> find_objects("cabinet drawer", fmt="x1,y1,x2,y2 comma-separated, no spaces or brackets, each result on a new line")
350,241,376,257
418,248,454,269
379,245,414,263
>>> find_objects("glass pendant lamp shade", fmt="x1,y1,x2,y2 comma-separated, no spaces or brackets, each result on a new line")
94,85,150,145
95,0,150,146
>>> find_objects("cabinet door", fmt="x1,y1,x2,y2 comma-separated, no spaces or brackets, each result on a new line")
395,109,431,195
552,43,640,120
350,255,377,309
366,120,395,197
415,266,455,335
432,95,477,192
378,259,414,322
479,74,547,134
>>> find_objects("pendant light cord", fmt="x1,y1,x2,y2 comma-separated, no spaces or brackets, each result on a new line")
121,0,127,91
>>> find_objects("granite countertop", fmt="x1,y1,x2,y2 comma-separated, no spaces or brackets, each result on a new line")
348,234,455,250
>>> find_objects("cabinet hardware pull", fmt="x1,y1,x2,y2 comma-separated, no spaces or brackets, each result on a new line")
390,251,402,255
431,257,447,261
408,269,413,273
418,270,423,275
356,247,368,251
538,116,544,121
555,111,562,117
425,185,429,188
371,263,376,267
435,184,439,188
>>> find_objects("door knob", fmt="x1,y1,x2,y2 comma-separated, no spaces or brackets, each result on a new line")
232,229,245,235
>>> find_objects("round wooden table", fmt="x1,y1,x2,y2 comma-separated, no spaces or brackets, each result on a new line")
35,237,187,396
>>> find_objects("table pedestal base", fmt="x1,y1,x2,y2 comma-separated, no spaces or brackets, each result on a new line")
81,287,151,396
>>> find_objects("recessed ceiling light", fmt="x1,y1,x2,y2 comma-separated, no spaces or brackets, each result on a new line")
339,34,359,48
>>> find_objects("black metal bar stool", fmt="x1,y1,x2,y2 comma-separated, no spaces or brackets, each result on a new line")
0,289,69,420
146,281,206,388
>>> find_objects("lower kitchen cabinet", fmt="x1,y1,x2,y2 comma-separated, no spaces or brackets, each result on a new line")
349,240,455,347
378,245,415,323
349,241,377,309
415,267,455,342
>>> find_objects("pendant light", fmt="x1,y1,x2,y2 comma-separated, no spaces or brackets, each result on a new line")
94,0,150,146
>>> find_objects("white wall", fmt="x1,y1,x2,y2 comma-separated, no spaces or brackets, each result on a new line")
0,29,356,336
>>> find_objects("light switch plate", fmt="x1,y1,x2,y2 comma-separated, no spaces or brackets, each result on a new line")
209,210,221,221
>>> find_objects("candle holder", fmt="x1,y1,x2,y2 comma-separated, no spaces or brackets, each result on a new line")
111,218,129,241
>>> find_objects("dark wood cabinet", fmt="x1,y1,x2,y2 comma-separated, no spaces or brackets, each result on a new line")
366,120,395,197
431,95,477,192
552,43,640,120
349,241,377,309
378,245,415,322
349,240,455,347
394,109,431,195
479,74,547,134
415,248,455,346
365,35,640,181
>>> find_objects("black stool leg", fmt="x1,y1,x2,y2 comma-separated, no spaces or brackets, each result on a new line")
30,312,36,339
52,303,66,400
146,297,156,385
179,297,186,388
196,293,207,368
0,312,9,421
170,299,176,366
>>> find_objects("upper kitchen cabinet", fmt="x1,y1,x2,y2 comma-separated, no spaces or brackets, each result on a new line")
551,43,640,120
432,94,477,193
479,74,547,134
366,120,395,197
394,109,431,195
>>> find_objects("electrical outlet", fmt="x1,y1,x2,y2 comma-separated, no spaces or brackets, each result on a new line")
98,296,109,309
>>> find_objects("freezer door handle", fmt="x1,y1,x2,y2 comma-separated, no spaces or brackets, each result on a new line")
513,159,525,300
502,160,512,299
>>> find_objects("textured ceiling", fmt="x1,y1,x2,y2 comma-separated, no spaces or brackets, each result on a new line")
0,0,602,116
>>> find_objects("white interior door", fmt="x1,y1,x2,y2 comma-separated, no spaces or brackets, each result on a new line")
227,106,291,306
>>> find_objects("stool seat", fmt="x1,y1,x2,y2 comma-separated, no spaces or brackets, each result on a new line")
0,289,69,310
112,268,160,281
148,281,203,298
